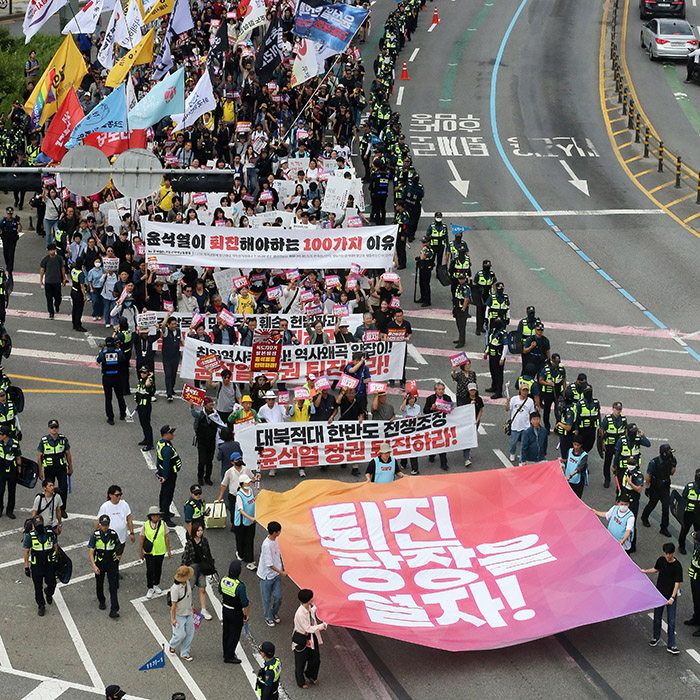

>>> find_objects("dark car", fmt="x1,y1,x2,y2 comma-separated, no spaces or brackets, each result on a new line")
640,0,686,20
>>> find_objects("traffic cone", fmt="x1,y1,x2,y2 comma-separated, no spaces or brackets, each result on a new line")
399,61,410,80
431,7,440,24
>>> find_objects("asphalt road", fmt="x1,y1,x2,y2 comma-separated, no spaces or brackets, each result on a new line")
2,1,700,699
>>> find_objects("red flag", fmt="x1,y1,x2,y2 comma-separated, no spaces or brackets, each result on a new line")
41,87,84,163
83,130,148,157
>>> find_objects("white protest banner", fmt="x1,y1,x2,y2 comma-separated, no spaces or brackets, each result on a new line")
274,179,297,204
144,220,397,269
321,175,355,216
103,257,119,272
251,210,295,228
287,157,310,173
137,312,158,328
180,336,405,383
238,405,478,470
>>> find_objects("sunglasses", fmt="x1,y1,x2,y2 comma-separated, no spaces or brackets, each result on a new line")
113,492,122,497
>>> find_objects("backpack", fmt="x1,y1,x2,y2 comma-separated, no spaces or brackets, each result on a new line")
166,583,187,607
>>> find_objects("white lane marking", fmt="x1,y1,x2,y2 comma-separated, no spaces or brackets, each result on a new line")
478,424,487,435
598,349,645,360
396,86,404,106
653,348,688,354
141,450,157,471
0,541,88,570
493,449,513,468
54,588,103,690
409,48,420,62
411,327,448,334
419,209,664,218
10,292,32,297
11,348,95,363
606,385,655,392
131,599,208,700
0,525,27,538
59,336,87,342
19,679,66,700
0,633,10,668
428,23,437,32
686,391,700,395
648,437,669,441
86,335,98,348
17,330,56,336
406,343,428,365
688,649,700,666
566,341,611,347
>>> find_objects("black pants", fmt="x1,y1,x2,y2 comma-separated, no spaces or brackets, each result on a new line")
400,457,419,472
159,475,177,520
295,643,321,686
228,493,238,528
603,445,616,483
428,452,448,468
629,498,640,553
145,553,165,589
691,576,700,622
396,235,407,267
370,195,387,225
2,239,17,275
13,190,25,209
95,562,119,612
454,309,467,344
488,354,504,397
570,481,585,499
540,394,555,432
31,563,56,607
688,56,697,81
223,607,244,661
559,434,572,462
120,355,131,396
44,282,61,316
642,487,671,530
475,304,486,334
197,439,215,482
0,473,16,513
163,355,179,398
679,511,699,549
579,428,596,455
137,403,153,447
234,523,256,563
70,289,84,329
44,464,68,511
418,266,431,304
102,374,126,421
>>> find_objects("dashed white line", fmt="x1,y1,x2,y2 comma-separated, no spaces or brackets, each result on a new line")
396,86,404,106
19,679,66,700
493,448,513,468
409,48,420,62
411,327,448,334
566,341,611,348
686,391,700,396
599,349,645,360
406,344,428,365
17,330,56,336
428,23,437,32
688,649,700,666
606,385,655,392
0,633,10,669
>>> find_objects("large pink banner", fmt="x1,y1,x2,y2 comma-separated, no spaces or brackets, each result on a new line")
256,461,666,651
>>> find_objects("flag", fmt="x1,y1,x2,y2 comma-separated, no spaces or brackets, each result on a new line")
124,0,145,49
98,3,128,69
169,0,193,36
66,83,127,149
126,79,137,110
138,650,165,671
84,129,147,157
128,66,185,129
255,13,284,85
62,0,116,35
293,0,327,39
237,0,267,43
143,0,173,24
25,36,88,127
291,38,334,88
152,37,174,80
30,67,57,130
171,69,216,133
207,16,229,62
451,224,470,236
105,26,154,88
24,0,69,43
307,4,369,53
41,88,84,162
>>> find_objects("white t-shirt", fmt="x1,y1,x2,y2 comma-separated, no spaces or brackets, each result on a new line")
509,397,535,432
169,580,192,617
258,403,287,424
258,536,283,580
97,499,132,543
221,465,255,495
605,506,635,551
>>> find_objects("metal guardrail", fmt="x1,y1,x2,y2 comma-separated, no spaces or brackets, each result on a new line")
608,0,700,202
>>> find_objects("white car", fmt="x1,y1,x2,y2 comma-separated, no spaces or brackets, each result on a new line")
641,18,698,59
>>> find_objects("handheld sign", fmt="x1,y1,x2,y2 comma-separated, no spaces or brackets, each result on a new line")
389,295,402,310
232,276,249,290
387,328,407,342
197,353,223,372
339,373,360,390
137,312,158,329
333,304,349,317
363,330,380,342
383,272,400,283
293,386,310,401
405,379,419,398
434,398,454,413
314,375,331,391
368,381,387,394
450,351,469,368
182,384,206,406
251,342,282,373
277,391,290,405
218,308,237,326
266,285,283,300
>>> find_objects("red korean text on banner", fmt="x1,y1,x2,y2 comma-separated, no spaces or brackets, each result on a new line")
84,130,148,157
182,384,206,406
251,342,282,374
363,330,380,342
197,353,223,372
386,328,406,342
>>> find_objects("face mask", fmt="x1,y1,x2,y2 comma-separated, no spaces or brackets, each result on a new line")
124,302,132,307
618,505,629,514
483,265,490,272
35,524,44,533
94,262,101,268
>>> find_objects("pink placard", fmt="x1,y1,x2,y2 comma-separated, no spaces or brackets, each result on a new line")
368,382,387,394
363,330,380,342
339,373,360,390
218,308,237,326
333,304,349,317
434,398,454,413
232,276,250,290
293,386,311,401
450,351,469,368
389,295,401,309
325,274,340,289
313,376,331,391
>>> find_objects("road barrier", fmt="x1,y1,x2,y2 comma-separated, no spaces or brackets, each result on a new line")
608,0,700,202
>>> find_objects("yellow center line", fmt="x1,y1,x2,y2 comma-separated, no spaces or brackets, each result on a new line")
618,141,634,148
667,193,697,207
648,180,677,194
7,373,102,388
685,211,700,223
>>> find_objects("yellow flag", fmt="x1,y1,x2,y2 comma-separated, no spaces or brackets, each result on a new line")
24,35,88,127
143,0,175,24
105,27,155,89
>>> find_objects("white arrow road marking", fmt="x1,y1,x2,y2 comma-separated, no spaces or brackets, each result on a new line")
446,160,470,197
559,160,590,196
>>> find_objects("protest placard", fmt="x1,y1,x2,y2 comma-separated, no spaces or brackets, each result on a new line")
182,384,206,406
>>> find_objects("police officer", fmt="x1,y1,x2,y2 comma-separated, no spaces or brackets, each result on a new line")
69,262,87,332
0,423,21,518
678,469,700,555
452,271,471,348
415,236,434,307
521,322,550,374
0,206,21,277
394,200,409,269
23,514,58,616
256,642,281,700
472,261,496,335
614,423,651,488
369,162,390,225
538,354,565,433
574,386,600,455
554,387,577,463
157,425,181,528
116,317,133,397
482,319,507,399
135,366,155,451
641,444,676,537
618,454,644,553
220,559,249,664
97,337,127,425
365,443,403,483
38,419,73,518
517,306,540,371
448,243,471,296
104,685,126,700
402,173,424,243
485,281,510,331
425,212,448,268
686,532,700,633
184,484,205,537
0,387,19,439
359,123,373,182
598,401,626,489
88,514,121,618
567,373,589,403
0,266,8,323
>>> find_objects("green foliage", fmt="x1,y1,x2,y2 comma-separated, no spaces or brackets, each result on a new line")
0,28,64,117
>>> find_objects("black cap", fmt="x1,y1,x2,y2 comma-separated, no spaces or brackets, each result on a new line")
260,641,276,656
482,259,491,267
160,425,176,436
612,401,623,410
99,514,111,526
105,686,126,700
457,271,467,278
577,373,587,382
48,419,59,428
659,443,674,455
105,336,116,346
190,484,202,494
0,425,10,436
526,306,536,314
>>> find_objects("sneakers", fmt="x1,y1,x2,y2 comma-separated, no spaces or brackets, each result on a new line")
298,469,306,477
146,588,154,599
649,638,659,647
268,469,277,477
246,562,257,570
273,615,281,624
641,519,651,528
167,396,174,402
410,469,419,475
201,609,213,621
509,454,516,462
265,618,275,627
667,646,680,655
464,459,472,468
154,586,162,595
182,655,193,662
168,647,176,654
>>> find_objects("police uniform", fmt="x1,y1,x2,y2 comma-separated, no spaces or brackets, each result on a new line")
402,177,424,242
220,563,249,663
70,265,87,332
184,493,205,531
0,211,20,275
555,397,578,462
157,428,181,526
538,360,565,433
0,428,21,517
89,523,120,615
617,460,644,553
599,410,627,487
679,472,700,554
24,524,57,613
38,430,71,515
452,275,471,347
395,204,410,269
135,371,155,450
416,240,434,306
426,217,448,267
484,325,507,398
116,325,134,397
0,267,8,323
687,537,700,625
485,288,510,329
472,264,496,335
574,395,600,454
194,407,218,485
448,250,471,296
256,650,281,700
96,339,127,424
613,430,650,485
641,450,676,533
369,168,390,225
0,395,18,439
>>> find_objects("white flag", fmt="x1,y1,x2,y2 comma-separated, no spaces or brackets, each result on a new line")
171,70,216,133
291,38,334,88
237,0,267,43
62,0,116,35
169,0,193,36
24,0,68,43
97,3,128,69
123,0,144,49
126,78,137,110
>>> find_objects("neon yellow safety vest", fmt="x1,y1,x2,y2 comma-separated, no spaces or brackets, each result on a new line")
602,413,627,445
686,484,700,513
143,520,167,556
30,531,56,565
220,576,241,610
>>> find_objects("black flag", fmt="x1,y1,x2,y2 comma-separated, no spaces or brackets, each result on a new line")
255,14,284,85
208,17,230,63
